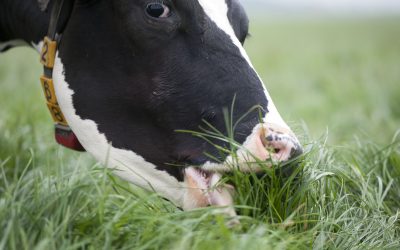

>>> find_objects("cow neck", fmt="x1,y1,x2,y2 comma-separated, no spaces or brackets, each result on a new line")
39,0,85,151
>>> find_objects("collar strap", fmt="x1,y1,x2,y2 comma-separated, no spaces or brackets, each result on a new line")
40,0,85,151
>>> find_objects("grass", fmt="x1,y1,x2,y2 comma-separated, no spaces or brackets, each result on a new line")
1,16,400,249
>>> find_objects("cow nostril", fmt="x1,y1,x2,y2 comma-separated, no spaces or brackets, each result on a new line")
260,133,281,154
258,126,303,161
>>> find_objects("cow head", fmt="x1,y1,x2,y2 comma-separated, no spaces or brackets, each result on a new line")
49,0,302,209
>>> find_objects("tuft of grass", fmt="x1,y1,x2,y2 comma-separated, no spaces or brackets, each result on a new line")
1,131,399,249
180,111,400,249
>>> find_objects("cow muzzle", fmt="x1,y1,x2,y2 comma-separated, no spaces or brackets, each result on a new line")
182,122,302,214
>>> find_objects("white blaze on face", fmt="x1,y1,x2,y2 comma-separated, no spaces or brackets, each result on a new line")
197,0,290,130
176,0,301,213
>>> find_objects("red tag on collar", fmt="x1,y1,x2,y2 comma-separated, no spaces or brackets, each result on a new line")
55,126,85,152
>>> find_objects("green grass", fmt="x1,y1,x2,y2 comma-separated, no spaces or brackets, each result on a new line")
1,17,400,249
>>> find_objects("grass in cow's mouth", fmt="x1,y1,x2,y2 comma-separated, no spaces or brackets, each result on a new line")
221,156,308,220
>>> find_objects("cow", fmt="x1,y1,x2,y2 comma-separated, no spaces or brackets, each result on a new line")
0,0,302,213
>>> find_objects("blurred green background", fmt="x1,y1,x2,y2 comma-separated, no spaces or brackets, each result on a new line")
246,16,400,144
0,16,399,149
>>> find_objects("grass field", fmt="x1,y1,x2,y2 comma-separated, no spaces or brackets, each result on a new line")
1,16,400,249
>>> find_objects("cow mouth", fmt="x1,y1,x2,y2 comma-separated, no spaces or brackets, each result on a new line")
183,167,236,215
184,167,218,193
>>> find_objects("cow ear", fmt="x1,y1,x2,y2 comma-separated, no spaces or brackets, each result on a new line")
38,0,51,11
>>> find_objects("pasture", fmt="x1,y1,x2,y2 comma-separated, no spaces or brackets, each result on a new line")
1,16,400,249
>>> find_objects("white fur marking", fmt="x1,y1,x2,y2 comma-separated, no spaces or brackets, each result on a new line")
197,0,290,130
53,54,185,206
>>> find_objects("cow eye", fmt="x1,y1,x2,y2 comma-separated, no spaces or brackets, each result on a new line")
146,3,170,18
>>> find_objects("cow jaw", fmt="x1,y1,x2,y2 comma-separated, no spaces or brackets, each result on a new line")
182,167,236,217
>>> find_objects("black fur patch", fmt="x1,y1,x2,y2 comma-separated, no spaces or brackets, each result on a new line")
3,0,270,181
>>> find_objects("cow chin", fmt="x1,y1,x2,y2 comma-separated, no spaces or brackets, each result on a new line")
181,122,302,215
182,167,236,216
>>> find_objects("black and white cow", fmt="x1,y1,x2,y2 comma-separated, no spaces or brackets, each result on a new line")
0,0,302,212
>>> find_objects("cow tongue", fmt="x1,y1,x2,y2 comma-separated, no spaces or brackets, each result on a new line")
183,167,236,217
